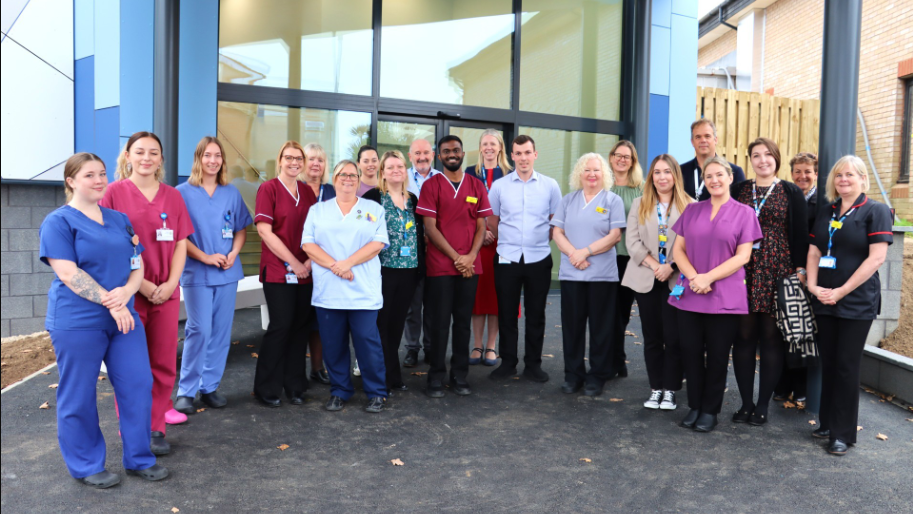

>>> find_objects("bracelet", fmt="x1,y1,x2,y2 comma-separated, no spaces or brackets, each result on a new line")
797,268,807,276
586,245,593,255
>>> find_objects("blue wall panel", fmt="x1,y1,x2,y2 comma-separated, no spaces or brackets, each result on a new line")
648,94,670,166
177,0,220,176
93,0,119,109
119,0,154,137
75,57,95,153
653,0,672,28
74,0,94,60
668,14,699,162
95,107,121,172
672,0,698,18
649,26,671,97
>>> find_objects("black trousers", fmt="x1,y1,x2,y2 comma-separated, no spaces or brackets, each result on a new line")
494,254,553,369
634,280,683,391
817,315,872,444
403,275,431,353
560,281,617,385
677,310,739,415
614,255,636,370
377,267,418,388
255,282,313,399
424,274,479,384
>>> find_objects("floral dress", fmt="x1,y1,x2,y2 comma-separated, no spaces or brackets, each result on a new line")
736,182,794,314
378,193,418,269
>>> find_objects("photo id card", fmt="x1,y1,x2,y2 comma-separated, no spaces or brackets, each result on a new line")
156,228,174,242
400,246,412,257
222,227,234,239
130,255,142,270
285,273,299,284
819,256,837,269
498,255,511,264
670,284,685,300
752,241,761,250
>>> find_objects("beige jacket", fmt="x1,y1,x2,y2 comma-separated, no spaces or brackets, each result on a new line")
621,196,682,294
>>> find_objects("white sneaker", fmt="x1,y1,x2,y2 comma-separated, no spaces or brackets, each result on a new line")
644,390,662,409
353,361,361,377
659,390,677,410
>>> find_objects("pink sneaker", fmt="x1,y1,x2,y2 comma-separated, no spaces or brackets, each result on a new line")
165,408,188,425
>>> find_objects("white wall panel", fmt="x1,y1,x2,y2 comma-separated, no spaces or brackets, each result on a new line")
7,0,75,79
0,0,28,35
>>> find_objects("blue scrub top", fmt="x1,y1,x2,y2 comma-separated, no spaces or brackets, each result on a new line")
39,206,144,331
177,183,253,287
301,197,389,310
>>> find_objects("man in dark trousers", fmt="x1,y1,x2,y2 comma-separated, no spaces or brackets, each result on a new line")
680,119,746,200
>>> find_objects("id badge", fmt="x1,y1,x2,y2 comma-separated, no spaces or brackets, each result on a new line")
819,256,837,269
285,273,299,284
222,227,234,239
466,196,478,204
670,284,685,299
156,228,174,242
400,246,412,257
498,255,511,265
659,253,667,265
130,255,141,270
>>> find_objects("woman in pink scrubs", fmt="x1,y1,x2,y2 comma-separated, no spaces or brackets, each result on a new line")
100,132,194,456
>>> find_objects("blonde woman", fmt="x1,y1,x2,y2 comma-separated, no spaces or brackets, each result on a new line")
623,155,693,410
551,153,626,396
465,129,513,366
608,140,644,379
173,137,253,415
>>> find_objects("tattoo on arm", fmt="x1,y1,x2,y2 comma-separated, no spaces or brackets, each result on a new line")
70,269,107,305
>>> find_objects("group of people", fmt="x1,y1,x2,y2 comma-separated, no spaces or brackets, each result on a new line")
39,119,892,487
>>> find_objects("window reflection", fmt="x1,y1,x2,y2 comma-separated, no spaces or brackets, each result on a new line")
377,121,437,169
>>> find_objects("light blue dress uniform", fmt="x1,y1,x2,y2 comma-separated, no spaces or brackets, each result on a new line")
301,198,390,400
39,206,156,478
176,183,253,398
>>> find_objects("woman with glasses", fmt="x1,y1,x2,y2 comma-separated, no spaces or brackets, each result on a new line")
252,141,317,407
303,160,389,413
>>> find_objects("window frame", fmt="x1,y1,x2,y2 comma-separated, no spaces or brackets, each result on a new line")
899,77,912,184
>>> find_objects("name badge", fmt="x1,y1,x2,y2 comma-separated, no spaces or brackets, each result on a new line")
498,255,511,264
366,213,377,223
752,241,761,250
130,255,142,270
466,196,478,204
405,221,414,230
222,227,234,239
658,234,667,242
156,228,174,241
819,256,837,269
670,284,685,300
830,220,843,229
285,273,299,284
596,207,607,214
400,246,412,257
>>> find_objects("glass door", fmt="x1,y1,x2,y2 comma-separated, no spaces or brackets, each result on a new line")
376,116,438,170
444,121,509,177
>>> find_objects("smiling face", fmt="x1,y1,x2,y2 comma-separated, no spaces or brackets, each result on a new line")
333,163,360,196
480,134,501,166
611,145,633,175
792,162,817,194
703,163,733,198
691,123,717,161
511,141,537,174
305,149,326,184
201,142,223,180
440,140,465,172
358,150,379,179
652,159,675,195
68,160,108,203
582,158,604,191
279,147,305,180
833,164,864,199
382,156,407,187
750,143,778,179
409,140,434,174
126,137,163,179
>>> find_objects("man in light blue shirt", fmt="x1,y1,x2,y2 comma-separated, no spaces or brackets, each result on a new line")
403,138,442,368
488,135,562,382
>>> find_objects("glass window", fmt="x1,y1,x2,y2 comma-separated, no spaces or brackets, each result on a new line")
380,0,514,109
449,126,506,174
217,101,371,275
219,0,373,96
520,0,623,121
518,126,619,282
900,78,912,184
377,120,437,169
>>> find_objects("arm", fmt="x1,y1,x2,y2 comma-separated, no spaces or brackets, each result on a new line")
455,217,487,277
302,243,337,269
222,228,247,270
806,244,822,295
787,184,810,271
151,239,187,304
815,243,888,305
330,242,387,279
187,239,225,268
688,242,753,293
625,200,651,266
424,216,461,261
489,215,500,240
672,236,696,283
47,258,140,333
258,222,307,277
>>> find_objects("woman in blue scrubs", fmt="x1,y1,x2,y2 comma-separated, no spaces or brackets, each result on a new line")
173,137,253,414
302,160,390,413
39,153,168,488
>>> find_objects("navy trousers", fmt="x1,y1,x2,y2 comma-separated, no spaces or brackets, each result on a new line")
316,308,387,401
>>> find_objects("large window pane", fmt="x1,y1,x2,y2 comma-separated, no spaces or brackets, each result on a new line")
520,0,623,120
377,121,437,169
449,126,505,173
381,0,514,109
217,101,371,275
219,0,373,96
519,126,619,282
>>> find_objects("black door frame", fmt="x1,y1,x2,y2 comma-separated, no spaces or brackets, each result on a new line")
377,114,510,171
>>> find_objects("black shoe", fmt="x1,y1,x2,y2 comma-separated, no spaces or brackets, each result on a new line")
522,367,550,383
812,428,831,439
403,349,419,368
748,411,768,426
365,397,385,413
732,406,753,423
694,413,718,432
489,364,518,380
449,378,472,396
150,432,170,456
561,381,583,394
615,366,629,378
200,390,227,409
423,352,431,365
772,393,790,402
256,395,281,408
326,396,346,411
125,464,169,481
583,382,604,397
390,383,408,392
173,396,195,415
425,381,446,398
287,392,305,406
827,439,848,456
79,470,121,489
310,369,331,385
680,409,701,429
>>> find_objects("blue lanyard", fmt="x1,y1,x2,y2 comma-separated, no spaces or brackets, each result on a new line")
656,202,669,264
752,179,779,217
318,184,325,202
826,205,859,257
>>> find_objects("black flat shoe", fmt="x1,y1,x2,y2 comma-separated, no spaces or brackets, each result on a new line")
200,390,227,408
325,395,346,411
489,365,518,381
561,381,583,394
522,367,550,383
680,409,701,429
287,391,306,406
449,378,472,396
748,412,768,426
125,464,169,481
732,407,753,424
390,383,408,392
812,428,831,439
583,382,604,397
616,366,628,378
364,397,385,413
403,350,419,368
173,396,195,415
150,432,170,456
256,395,281,408
827,439,848,456
310,369,331,385
694,413,718,432
79,470,121,489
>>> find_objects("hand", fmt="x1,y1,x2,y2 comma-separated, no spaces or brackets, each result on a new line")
206,253,228,267
340,270,354,281
689,274,713,295
483,231,496,246
151,281,178,305
139,280,157,302
817,286,847,305
330,259,352,277
221,252,237,270
569,248,590,267
109,307,135,334
290,260,310,280
102,287,132,311
461,265,475,279
654,264,674,282
574,260,591,271
454,255,475,274
303,259,312,275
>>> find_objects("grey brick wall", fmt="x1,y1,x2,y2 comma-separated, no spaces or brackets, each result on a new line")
866,231,908,346
1,184,65,338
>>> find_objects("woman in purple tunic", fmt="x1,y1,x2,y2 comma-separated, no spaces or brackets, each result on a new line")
669,156,762,433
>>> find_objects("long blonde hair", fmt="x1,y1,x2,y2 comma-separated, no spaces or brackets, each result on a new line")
473,129,513,178
64,153,106,202
187,136,229,187
638,154,693,224
569,153,613,191
609,140,643,188
377,150,410,196
116,131,166,181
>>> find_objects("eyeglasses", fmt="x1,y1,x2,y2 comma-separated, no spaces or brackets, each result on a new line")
283,156,305,163
612,153,632,161
336,173,359,181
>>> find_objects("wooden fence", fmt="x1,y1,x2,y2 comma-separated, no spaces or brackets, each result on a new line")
696,87,820,178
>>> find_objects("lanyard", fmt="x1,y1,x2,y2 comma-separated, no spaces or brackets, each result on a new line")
318,184,324,202
752,179,780,217
656,202,669,264
826,204,859,257
694,169,704,198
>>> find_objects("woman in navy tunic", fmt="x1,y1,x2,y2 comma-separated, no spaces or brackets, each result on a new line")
40,153,168,487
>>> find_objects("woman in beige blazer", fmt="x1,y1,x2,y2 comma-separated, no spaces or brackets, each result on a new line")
623,154,693,411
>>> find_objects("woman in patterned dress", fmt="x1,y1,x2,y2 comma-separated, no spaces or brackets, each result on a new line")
730,138,808,426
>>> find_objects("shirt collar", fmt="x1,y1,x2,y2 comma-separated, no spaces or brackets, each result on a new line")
508,170,538,182
409,167,440,179
805,186,817,201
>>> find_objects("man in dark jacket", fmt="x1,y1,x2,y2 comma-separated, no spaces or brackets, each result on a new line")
680,119,746,200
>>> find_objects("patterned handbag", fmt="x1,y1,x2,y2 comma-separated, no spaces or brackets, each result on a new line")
775,274,819,368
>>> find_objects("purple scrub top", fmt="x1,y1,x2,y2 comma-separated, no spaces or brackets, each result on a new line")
668,199,762,315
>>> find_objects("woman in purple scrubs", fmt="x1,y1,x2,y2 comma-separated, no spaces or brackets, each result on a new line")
669,156,762,433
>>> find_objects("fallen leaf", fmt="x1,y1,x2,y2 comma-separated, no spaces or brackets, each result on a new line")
625,331,636,337
391,458,404,466
512,377,520,380
41,372,51,375
876,433,888,441
625,361,631,364
808,420,817,426
0,362,6,367
231,341,239,345
20,349,33,353
905,418,913,423
277,444,290,451
247,345,255,348
172,508,180,513
783,401,796,409
542,354,555,358
633,341,642,345
465,471,471,477
796,401,806,410
885,395,894,402
579,458,592,463
251,353,259,358
410,372,427,376
48,384,58,389
98,376,106,381
555,325,562,328
39,402,49,409
609,398,624,403
857,426,863,432
196,408,207,413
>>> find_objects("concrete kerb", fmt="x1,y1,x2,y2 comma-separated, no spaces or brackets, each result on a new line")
861,345,913,406
0,361,58,395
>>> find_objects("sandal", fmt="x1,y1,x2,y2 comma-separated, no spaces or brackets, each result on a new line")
469,347,483,365
483,349,499,367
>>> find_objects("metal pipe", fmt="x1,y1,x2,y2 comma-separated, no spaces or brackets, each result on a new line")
630,0,651,155
154,0,180,185
857,108,897,220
